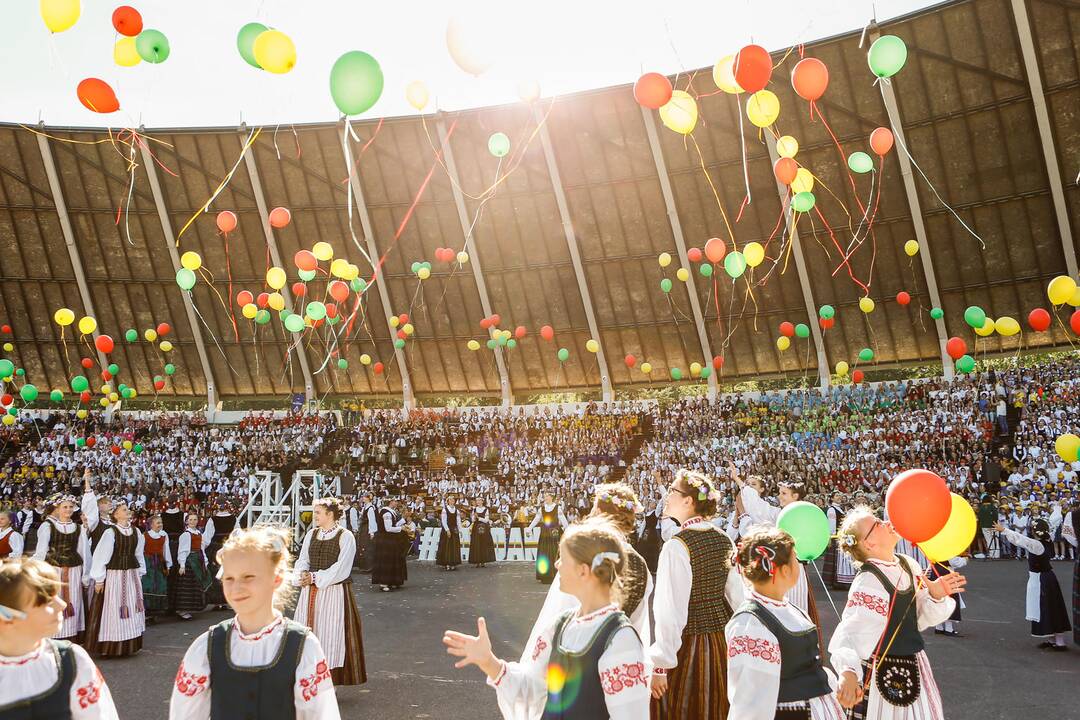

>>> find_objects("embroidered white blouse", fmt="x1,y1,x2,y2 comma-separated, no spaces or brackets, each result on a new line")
0,640,119,719
89,525,146,584
0,526,23,557
169,614,340,720
293,527,356,587
32,519,91,581
177,529,206,567
491,604,649,720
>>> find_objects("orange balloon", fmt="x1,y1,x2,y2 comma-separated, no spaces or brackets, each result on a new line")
791,58,829,102
76,78,119,114
704,237,726,264
774,157,798,185
870,127,894,156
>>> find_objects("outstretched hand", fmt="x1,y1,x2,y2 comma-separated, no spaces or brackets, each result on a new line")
443,617,502,679
927,570,967,600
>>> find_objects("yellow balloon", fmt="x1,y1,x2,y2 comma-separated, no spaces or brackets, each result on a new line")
904,239,920,257
159,341,173,352
1056,433,1080,463
1047,275,1077,305
360,353,372,365
712,54,743,94
640,362,652,374
417,267,431,280
658,252,672,268
1069,286,1080,307
746,90,780,128
76,409,87,419
101,384,111,395
835,361,849,377
330,258,350,278
267,292,285,311
77,316,97,335
402,323,414,336
446,12,498,76
114,36,141,67
659,91,697,135
144,329,157,342
40,0,80,33
690,362,702,376
676,268,690,282
109,392,119,403
586,339,599,353
995,316,1020,337
180,251,202,271
99,397,110,407
791,168,814,195
253,30,296,74
122,440,132,450
389,316,400,328
467,340,480,351
405,80,429,111
54,308,75,326
517,78,541,103
744,242,765,268
456,251,469,264
777,336,791,351
312,241,334,261
1,415,13,426
342,263,359,282
859,297,875,314
2,343,11,353
266,267,286,290
776,136,799,159
918,493,976,562
242,303,258,319
974,318,995,337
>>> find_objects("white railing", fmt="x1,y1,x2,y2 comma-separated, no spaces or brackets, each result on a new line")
239,469,341,543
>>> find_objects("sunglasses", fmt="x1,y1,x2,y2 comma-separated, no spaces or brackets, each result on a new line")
863,519,882,542
0,603,27,621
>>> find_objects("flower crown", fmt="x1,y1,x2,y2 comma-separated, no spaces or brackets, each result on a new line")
596,491,642,513
681,473,722,503
839,533,857,548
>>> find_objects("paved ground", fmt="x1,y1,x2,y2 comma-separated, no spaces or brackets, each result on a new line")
101,559,1077,719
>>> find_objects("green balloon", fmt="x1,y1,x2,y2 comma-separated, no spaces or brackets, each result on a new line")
507,339,517,350
660,278,673,293
724,251,747,279
819,304,835,319
777,501,831,561
671,368,683,380
125,329,138,342
848,151,874,174
699,263,714,278
107,363,119,376
868,34,908,79
956,354,975,374
394,338,406,349
164,363,176,376
700,366,712,379
136,29,170,64
326,315,341,326
337,358,349,370
76,437,86,447
422,261,431,271
557,348,569,362
118,384,127,393
858,348,874,362
50,390,63,403
930,307,944,320
792,191,816,213
133,443,143,454
14,368,23,377
255,309,271,325
795,323,810,338
410,261,421,273
71,376,89,393
306,301,327,320
330,51,385,116
176,267,196,291
20,384,38,403
963,306,986,329
350,277,367,292
6,406,16,417
284,314,305,333
487,339,497,349
298,269,317,282
237,22,268,69
497,336,507,347
0,359,12,378
488,132,510,158
122,387,134,399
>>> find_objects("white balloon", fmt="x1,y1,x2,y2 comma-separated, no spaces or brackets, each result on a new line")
446,12,499,76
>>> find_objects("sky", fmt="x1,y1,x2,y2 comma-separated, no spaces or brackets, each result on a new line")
2,0,939,129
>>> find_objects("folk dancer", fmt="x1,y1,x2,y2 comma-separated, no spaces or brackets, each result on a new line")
0,509,23,559
994,519,1071,650
32,493,90,642
357,494,377,574
529,492,568,584
823,493,855,590
372,498,410,592
204,505,237,611
175,512,211,620
86,500,145,657
1063,506,1078,645
469,498,497,568
436,496,463,571
142,513,172,621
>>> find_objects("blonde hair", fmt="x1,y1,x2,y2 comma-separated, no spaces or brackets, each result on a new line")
0,557,61,610
590,483,641,536
559,521,627,607
837,506,876,563
217,525,296,610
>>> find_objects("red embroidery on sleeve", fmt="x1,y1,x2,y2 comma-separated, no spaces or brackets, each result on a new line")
726,636,781,664
847,591,889,617
531,636,548,661
174,662,209,697
75,669,104,709
600,662,647,694
299,660,332,702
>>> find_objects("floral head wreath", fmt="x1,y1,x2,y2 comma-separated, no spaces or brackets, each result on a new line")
596,490,643,514
678,472,722,503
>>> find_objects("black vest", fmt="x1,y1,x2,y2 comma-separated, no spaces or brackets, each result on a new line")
162,509,184,535
444,507,458,531
858,558,925,656
210,515,236,542
44,524,81,569
207,619,308,720
105,527,139,571
377,508,398,534
89,521,111,553
542,611,634,720
1027,538,1052,573
733,601,831,704
0,640,76,720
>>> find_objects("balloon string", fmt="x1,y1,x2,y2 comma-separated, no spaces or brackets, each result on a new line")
736,97,752,213
223,232,239,342
689,134,737,250
176,127,261,244
813,205,870,296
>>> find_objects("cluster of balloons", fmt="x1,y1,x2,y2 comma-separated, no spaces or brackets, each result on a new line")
410,260,433,281
389,313,414,349
237,23,295,74
433,247,468,264
886,469,975,562
771,135,818,213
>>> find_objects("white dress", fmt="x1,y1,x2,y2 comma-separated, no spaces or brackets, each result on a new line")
88,525,147,643
293,526,357,670
32,518,91,640
0,640,119,719
739,487,813,613
169,614,341,720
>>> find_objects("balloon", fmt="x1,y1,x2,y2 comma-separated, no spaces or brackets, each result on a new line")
955,354,975,373
773,157,798,185
777,501,831,561
486,338,497,349
305,302,326,321
402,323,414,335
373,361,384,374
919,493,977,562
71,376,88,393
253,30,296,74
791,191,816,213
1047,275,1077,305
540,325,554,341
746,90,780,128
700,366,712,379
417,267,431,280
144,329,158,343
974,318,995,337
697,263,713,278
112,6,141,36
1072,309,1080,335
585,339,599,353
633,72,673,109
896,291,911,306
819,305,835,320
659,91,697,135
557,348,569,362
157,323,171,337
712,54,743,94
41,0,80,32
50,389,63,403
242,303,258,319
945,337,967,360
350,277,366,292
776,336,790,351
327,281,349,304
95,335,114,354
283,314,305,333
963,306,986,328
744,242,765,268
269,207,291,228
776,135,799,159
488,132,510,158
164,363,176,376
848,151,873,174
180,251,202,271
704,238,726,264
868,35,908,79
791,57,829,102
624,354,636,368
690,362,702,377
267,293,285,311
835,361,849,377
858,348,874,362
904,239,919,256
658,252,672,267
514,326,527,339
405,80,429,111
266,267,286,289
312,241,334,262
135,29,170,64
779,322,795,338
1070,287,1080,307
870,127,894,156
670,368,682,381
733,44,772,93
687,247,702,263
467,340,480,351
930,307,944,320
76,79,119,114
676,268,690,282
113,37,141,67
852,370,865,384
456,251,469,264
1056,434,1080,463
795,323,809,339
359,353,371,366
21,385,38,403
724,251,747,279
446,13,497,76
859,297,875,314
54,308,75,326
0,360,12,379
124,328,138,342
886,469,951,543
159,341,173,353
791,168,814,194
640,362,652,374
78,316,97,335
995,316,1020,337
214,210,237,234
236,22,268,68
517,78,541,103
330,51,384,115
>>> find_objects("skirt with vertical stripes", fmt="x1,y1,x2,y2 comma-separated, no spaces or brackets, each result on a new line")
849,651,944,720
650,630,728,720
174,556,211,613
52,565,85,642
83,569,145,657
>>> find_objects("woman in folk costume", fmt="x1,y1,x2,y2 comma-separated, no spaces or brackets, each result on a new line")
436,495,463,571
175,511,211,620
169,526,340,720
469,497,496,568
0,558,119,719
725,527,845,720
142,513,172,620
829,507,966,719
1064,504,1079,644
32,493,90,642
994,518,1071,650
85,500,145,657
372,497,411,592
649,471,744,720
294,497,366,686
204,503,237,611
529,491,568,584
823,493,855,590
0,508,24,559
445,521,649,720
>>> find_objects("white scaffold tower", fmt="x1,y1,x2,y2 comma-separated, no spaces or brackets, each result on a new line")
240,469,341,545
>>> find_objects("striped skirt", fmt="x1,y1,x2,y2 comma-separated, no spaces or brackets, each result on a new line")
849,651,944,720
174,555,211,613
84,569,145,657
650,630,728,720
295,579,367,686
52,565,86,642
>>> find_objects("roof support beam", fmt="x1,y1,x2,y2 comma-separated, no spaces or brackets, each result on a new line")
35,132,110,373
640,107,717,399
871,29,954,378
1009,0,1078,278
436,117,514,406
765,139,831,389
533,108,614,402
340,124,415,409
240,130,316,402
138,135,219,413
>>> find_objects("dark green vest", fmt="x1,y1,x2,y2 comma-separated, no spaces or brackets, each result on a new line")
733,600,831,704
207,618,309,720
543,611,635,720
858,557,925,656
0,640,76,719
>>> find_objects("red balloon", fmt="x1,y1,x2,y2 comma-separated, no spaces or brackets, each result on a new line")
779,322,795,337
514,325,526,340
269,207,291,229
490,314,501,327
479,318,491,330
80,390,92,403
325,304,338,319
77,78,120,114
256,292,270,309
687,247,703,263
885,469,952,543
633,73,673,109
111,6,143,37
1027,308,1051,332
216,211,238,234
0,325,10,334
896,291,911,306
704,238,726,264
945,336,967,361
156,323,170,337
773,157,798,185
852,369,865,384
329,281,350,303
819,317,835,330
294,250,317,271
154,380,165,391
0,394,11,406
399,313,409,324
791,57,829,102
733,45,772,93
373,362,385,375
870,127,894,156
712,355,724,370
291,282,307,298
625,354,636,368
101,370,112,381
86,437,96,448
540,325,555,341
236,290,254,307
111,445,121,455
95,335,114,354
1071,309,1080,335
397,330,407,340
81,358,93,369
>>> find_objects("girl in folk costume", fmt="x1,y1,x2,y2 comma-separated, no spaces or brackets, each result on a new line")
529,491,568,584
444,522,649,720
142,514,172,620
169,526,340,720
293,497,366,686
32,494,91,642
175,512,211,620
85,500,146,657
372,497,412,592
649,471,745,720
823,493,855,590
993,518,1071,650
0,558,119,719
928,556,966,638
469,497,496,568
725,527,845,720
204,504,237,612
0,508,24,559
829,507,966,719
436,496,463,571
